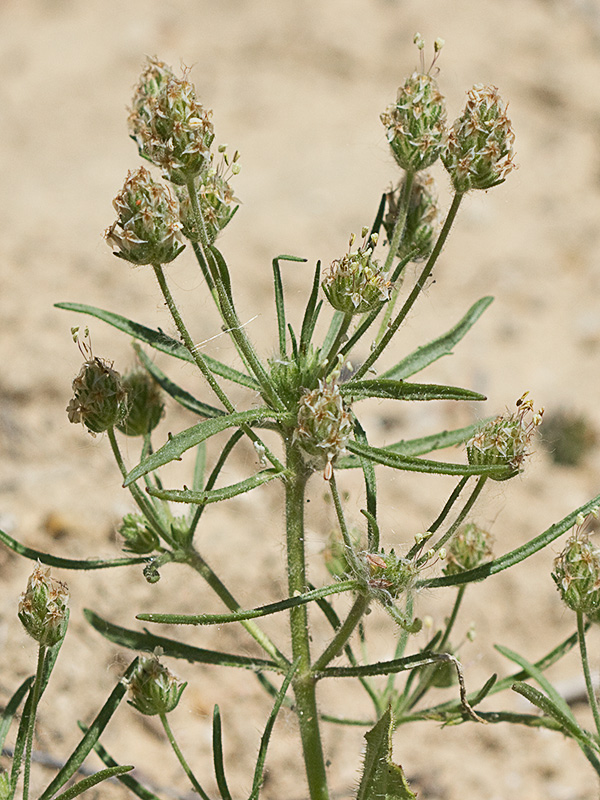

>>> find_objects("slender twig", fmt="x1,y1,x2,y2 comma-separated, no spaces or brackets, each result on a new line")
577,611,600,740
160,713,211,800
23,645,47,800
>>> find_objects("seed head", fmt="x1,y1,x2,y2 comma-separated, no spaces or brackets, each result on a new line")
117,368,165,437
18,564,69,647
126,655,187,716
119,513,160,555
67,357,128,435
294,379,353,478
443,84,516,193
381,71,447,172
322,232,391,315
363,549,419,603
444,523,493,576
466,394,543,480
386,172,440,262
553,522,600,619
129,57,214,185
105,167,185,266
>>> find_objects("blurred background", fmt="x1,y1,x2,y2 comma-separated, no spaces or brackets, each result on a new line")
1,1,600,798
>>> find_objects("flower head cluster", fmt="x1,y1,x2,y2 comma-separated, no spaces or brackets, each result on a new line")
386,172,440,262
119,513,160,555
129,57,214,185
322,230,391,315
105,167,184,266
294,379,353,478
444,523,493,576
117,368,165,437
443,84,516,192
467,394,543,481
18,564,69,647
67,356,128,435
553,510,600,619
126,654,187,716
381,71,447,173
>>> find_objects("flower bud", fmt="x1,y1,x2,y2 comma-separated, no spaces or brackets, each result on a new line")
105,167,185,266
466,394,543,480
380,72,447,172
67,357,128,435
126,655,186,716
385,172,440,262
443,84,516,193
129,57,214,185
119,513,160,555
444,523,493,576
322,234,391,315
18,564,69,647
294,380,353,478
553,530,600,619
117,369,165,437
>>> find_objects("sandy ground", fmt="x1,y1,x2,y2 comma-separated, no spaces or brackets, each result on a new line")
2,1,600,798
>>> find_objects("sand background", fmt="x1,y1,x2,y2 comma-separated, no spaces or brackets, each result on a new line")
2,1,600,798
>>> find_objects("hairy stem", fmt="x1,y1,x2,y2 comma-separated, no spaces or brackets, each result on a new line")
160,713,211,800
23,645,46,800
577,611,600,739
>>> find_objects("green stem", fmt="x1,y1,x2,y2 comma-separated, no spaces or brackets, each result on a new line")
313,594,370,673
159,713,211,800
577,611,600,740
184,547,289,670
328,472,361,575
23,645,46,800
384,172,414,272
439,585,466,652
422,475,488,564
352,191,464,382
285,443,329,800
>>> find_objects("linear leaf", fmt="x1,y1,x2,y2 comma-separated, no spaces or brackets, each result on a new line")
124,408,289,485
346,439,512,479
419,491,600,589
146,469,284,504
52,766,134,800
0,677,33,752
55,302,258,389
300,261,321,356
0,529,145,570
212,706,232,800
341,379,485,403
135,346,224,418
380,296,494,380
39,659,139,800
84,609,280,672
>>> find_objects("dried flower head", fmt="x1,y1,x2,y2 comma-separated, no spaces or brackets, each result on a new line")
322,230,391,315
126,654,187,716
294,379,353,478
443,84,516,193
105,167,185,266
18,563,69,647
67,356,128,435
119,513,160,555
129,57,214,185
466,394,543,480
553,510,600,619
385,172,441,263
444,523,493,576
381,70,447,173
117,368,165,437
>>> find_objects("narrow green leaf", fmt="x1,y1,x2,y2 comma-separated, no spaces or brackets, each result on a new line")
420,491,600,589
78,725,164,800
321,310,345,360
300,261,321,356
0,529,145,570
52,765,134,800
136,580,358,625
511,682,598,751
0,677,33,752
146,469,284,505
346,439,512,479
272,256,303,358
380,296,494,380
353,419,378,550
356,707,416,800
209,245,232,299
212,706,233,800
135,346,224,418
369,193,387,239
124,408,289,486
341,379,485,403
39,659,139,800
193,440,207,492
249,659,299,800
84,609,280,673
55,302,258,389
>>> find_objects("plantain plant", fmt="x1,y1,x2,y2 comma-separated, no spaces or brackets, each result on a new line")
3,34,600,800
